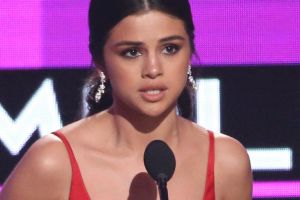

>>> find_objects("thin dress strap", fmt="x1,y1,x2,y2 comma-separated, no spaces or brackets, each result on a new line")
53,132,90,200
203,130,215,200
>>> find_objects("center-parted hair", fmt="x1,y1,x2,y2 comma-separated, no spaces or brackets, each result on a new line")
84,0,196,119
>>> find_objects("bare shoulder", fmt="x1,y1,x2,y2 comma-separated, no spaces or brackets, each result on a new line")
214,133,253,199
177,119,252,199
214,133,250,164
0,133,71,200
19,133,71,177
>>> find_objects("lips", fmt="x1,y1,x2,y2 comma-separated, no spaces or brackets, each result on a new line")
139,86,167,102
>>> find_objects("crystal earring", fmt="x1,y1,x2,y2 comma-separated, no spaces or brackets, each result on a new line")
95,72,106,103
187,65,197,90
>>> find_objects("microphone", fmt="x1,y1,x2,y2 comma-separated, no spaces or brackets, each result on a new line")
143,140,176,200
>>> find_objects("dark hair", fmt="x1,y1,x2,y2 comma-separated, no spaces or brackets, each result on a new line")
85,0,196,120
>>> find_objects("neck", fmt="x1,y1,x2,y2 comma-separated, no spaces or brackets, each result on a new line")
108,106,181,153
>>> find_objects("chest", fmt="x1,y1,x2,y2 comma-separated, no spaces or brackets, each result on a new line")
80,156,209,200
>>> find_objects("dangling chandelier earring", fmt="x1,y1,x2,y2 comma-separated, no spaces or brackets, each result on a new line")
187,65,197,90
95,72,106,103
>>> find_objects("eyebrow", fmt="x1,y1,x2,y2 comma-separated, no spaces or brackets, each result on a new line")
159,35,185,43
113,35,186,47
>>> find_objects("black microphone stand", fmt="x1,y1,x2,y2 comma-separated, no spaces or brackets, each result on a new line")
157,173,169,200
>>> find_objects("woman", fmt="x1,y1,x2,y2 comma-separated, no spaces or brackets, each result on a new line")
0,0,252,199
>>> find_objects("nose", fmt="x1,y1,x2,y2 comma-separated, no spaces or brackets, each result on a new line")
142,53,163,79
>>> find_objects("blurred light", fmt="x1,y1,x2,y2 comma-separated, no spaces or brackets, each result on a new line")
196,78,220,133
0,79,63,155
248,148,293,171
253,181,300,198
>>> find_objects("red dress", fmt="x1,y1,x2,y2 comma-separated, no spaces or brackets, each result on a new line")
53,130,215,200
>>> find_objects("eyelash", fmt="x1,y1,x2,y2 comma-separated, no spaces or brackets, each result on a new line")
162,44,181,55
120,44,181,58
121,48,142,58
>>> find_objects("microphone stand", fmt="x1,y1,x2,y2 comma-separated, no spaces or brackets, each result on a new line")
157,173,169,200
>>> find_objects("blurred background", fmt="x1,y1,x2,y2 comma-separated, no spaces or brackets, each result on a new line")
0,1,299,199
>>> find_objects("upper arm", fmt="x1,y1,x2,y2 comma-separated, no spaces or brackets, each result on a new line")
0,134,71,200
214,134,253,200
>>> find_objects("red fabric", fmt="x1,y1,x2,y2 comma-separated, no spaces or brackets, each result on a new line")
53,132,90,200
54,131,215,200
203,130,216,200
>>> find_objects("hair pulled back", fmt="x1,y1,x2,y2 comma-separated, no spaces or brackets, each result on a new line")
85,0,196,119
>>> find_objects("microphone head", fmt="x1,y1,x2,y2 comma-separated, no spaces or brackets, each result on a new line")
143,140,176,183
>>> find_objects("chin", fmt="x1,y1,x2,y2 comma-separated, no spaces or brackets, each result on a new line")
139,104,176,119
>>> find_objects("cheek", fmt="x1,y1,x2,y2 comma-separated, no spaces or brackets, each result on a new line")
176,65,189,91
165,67,188,96
106,64,139,94
107,68,128,92
103,55,128,87
167,60,189,82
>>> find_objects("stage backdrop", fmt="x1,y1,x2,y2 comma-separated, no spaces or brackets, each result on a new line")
0,1,299,199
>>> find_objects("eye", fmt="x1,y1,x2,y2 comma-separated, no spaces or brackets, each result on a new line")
162,44,180,55
121,48,142,58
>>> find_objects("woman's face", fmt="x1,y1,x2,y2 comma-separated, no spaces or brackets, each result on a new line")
102,10,191,117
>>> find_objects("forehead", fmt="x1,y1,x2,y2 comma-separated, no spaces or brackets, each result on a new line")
107,11,187,42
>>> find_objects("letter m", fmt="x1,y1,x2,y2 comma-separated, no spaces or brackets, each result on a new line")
0,79,63,155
